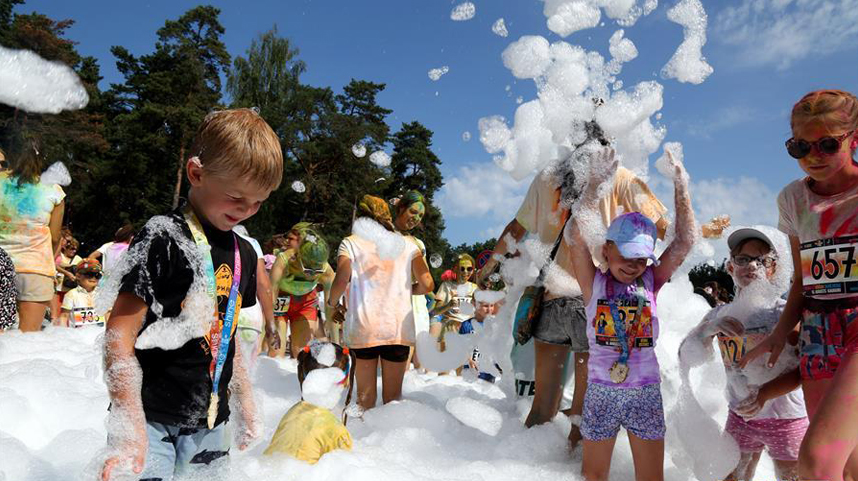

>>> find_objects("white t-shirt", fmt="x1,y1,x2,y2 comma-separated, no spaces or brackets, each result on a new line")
435,281,478,324
97,241,130,276
778,177,858,299
62,286,104,327
337,231,419,349
696,299,806,420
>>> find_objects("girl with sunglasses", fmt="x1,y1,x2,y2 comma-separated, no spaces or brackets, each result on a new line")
429,254,479,352
742,89,858,481
269,224,335,359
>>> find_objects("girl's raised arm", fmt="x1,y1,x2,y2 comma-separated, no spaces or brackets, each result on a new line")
653,151,697,287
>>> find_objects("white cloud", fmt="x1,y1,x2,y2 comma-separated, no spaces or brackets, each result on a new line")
437,161,533,222
714,0,858,70
651,173,780,261
685,105,756,139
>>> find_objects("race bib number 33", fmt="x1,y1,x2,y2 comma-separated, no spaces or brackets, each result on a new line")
801,236,858,296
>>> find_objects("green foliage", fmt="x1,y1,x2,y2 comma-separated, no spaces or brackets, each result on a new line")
0,4,504,267
688,260,734,296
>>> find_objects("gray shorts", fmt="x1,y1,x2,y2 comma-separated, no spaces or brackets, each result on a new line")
532,296,589,352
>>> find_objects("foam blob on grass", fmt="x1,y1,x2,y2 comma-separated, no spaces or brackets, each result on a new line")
0,46,89,113
445,397,503,436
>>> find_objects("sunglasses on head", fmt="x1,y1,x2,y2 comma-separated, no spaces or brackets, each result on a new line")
732,254,775,268
786,130,854,159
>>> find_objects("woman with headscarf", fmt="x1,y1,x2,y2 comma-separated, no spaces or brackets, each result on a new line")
328,195,434,410
269,223,335,358
391,191,433,369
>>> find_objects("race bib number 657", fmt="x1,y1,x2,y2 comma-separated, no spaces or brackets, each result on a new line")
801,236,858,296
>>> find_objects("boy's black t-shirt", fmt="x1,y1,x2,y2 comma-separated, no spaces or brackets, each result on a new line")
119,208,257,428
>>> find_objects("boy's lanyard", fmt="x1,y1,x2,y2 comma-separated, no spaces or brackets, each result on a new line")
605,274,646,383
183,208,242,429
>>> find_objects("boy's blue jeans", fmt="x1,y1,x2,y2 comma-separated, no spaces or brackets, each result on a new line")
139,420,231,480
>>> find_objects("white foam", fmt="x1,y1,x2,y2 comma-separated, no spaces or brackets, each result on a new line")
450,2,476,21
661,0,713,84
369,151,392,167
502,36,552,79
302,367,345,410
428,66,449,81
415,331,478,373
291,180,306,193
0,46,89,113
352,143,367,158
352,217,406,260
462,131,471,142
429,253,443,269
39,162,72,187
445,397,503,436
492,18,509,37
547,1,601,37
474,290,506,304
609,29,638,63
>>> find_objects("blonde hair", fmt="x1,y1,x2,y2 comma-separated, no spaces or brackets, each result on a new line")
791,90,858,138
189,108,283,191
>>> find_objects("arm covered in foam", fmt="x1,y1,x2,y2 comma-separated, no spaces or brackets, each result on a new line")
101,292,148,481
230,343,261,450
653,151,697,287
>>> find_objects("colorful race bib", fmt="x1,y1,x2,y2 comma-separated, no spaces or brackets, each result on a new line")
801,236,858,296
72,306,103,327
593,299,654,348
274,296,290,317
717,332,767,367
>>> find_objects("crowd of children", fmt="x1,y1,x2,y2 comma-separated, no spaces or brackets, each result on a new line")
1,88,857,481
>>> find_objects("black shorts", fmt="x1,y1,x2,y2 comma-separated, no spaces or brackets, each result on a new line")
351,344,410,363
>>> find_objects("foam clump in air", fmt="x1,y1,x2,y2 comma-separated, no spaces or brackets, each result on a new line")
352,143,367,158
369,150,392,167
445,397,503,436
302,368,345,410
291,180,306,193
609,29,638,63
450,2,476,21
462,131,471,142
545,1,601,37
0,46,89,113
502,36,552,79
428,66,449,81
429,253,443,268
661,0,713,84
352,217,406,260
492,18,509,37
39,162,72,187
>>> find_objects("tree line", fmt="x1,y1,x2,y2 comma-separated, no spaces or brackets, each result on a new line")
0,1,494,277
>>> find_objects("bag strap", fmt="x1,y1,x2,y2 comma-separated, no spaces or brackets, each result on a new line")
537,212,571,283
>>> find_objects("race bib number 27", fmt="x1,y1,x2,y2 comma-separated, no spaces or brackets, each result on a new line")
801,236,858,296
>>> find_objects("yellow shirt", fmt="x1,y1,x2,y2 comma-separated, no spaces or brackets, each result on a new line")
264,401,353,464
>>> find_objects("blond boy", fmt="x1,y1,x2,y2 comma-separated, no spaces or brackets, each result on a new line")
101,109,283,480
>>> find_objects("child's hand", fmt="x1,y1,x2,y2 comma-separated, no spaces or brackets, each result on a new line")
734,388,765,419
588,146,618,186
101,425,147,481
265,322,281,351
740,328,788,369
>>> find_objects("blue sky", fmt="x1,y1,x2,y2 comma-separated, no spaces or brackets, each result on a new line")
27,0,858,248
